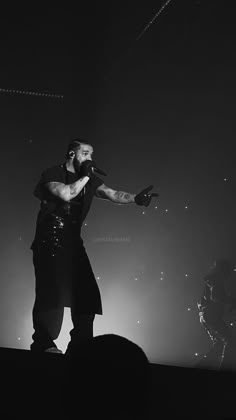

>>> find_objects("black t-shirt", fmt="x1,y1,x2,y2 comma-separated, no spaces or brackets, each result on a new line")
32,163,104,245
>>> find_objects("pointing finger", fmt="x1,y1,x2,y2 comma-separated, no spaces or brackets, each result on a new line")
140,185,154,195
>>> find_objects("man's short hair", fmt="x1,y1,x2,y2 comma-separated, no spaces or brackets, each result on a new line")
66,139,93,158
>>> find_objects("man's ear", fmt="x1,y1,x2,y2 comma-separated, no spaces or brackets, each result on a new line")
69,151,75,158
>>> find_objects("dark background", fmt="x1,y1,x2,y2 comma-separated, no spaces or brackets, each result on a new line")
1,0,236,365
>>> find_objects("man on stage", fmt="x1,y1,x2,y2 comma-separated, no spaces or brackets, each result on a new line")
30,139,159,355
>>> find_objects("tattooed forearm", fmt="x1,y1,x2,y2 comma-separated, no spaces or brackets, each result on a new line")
113,191,136,204
47,177,90,202
68,177,90,199
69,182,79,195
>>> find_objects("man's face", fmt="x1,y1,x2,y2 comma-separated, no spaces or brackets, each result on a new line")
73,144,94,172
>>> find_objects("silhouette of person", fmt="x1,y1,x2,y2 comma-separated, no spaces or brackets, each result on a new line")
197,258,236,368
63,334,150,419
30,139,159,354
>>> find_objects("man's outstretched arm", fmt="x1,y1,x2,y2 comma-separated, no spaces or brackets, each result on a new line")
95,183,159,206
95,184,135,204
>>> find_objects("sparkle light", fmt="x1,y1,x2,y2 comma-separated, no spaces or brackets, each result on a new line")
187,308,191,311
0,87,64,99
142,211,145,215
137,321,140,324
165,209,168,212
195,352,198,356
185,274,188,277
97,276,100,280
134,277,138,281
136,0,173,41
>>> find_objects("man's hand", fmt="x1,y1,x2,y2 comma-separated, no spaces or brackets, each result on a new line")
80,160,95,178
135,185,159,207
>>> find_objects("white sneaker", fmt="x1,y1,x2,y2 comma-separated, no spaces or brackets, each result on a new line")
45,347,63,354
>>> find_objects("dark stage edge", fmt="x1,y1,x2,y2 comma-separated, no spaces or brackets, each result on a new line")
0,347,236,420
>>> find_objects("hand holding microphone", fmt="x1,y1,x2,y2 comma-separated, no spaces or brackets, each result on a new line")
80,160,107,178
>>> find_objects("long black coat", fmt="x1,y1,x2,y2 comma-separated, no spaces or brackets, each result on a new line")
31,163,103,313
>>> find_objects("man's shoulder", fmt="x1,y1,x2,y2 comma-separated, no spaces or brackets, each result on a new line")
39,163,65,184
42,163,64,174
34,164,66,200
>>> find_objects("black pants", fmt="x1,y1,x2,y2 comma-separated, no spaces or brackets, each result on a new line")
30,298,95,353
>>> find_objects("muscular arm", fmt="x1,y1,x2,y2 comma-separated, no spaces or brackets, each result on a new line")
45,176,90,201
95,184,135,204
113,190,136,204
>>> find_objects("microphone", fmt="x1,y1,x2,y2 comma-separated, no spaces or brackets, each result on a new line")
91,162,107,176
81,160,107,176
